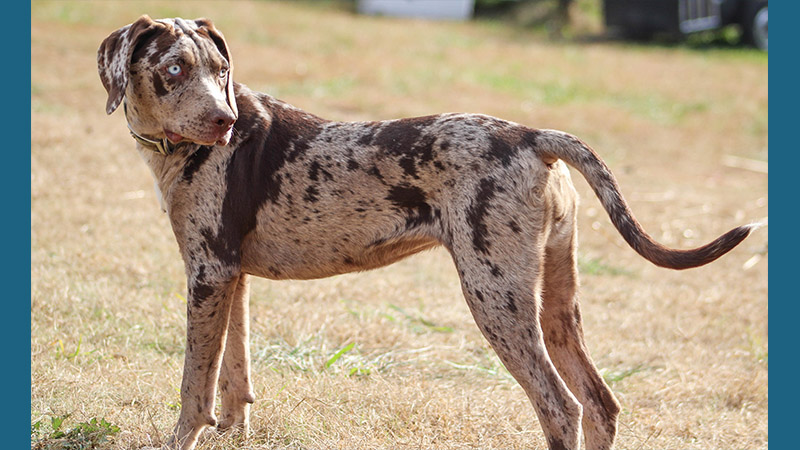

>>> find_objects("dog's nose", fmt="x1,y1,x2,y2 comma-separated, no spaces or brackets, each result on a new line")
211,110,236,131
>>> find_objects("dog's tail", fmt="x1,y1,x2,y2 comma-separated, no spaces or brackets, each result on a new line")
536,129,756,270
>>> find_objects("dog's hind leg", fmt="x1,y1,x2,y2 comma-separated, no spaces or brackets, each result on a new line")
168,272,241,449
540,202,620,450
218,274,255,434
446,200,582,449
453,255,583,449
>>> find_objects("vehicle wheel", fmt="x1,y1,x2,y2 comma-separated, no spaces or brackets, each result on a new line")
742,1,767,51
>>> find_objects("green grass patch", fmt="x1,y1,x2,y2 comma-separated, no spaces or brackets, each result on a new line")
325,342,355,369
469,67,709,124
601,364,648,387
444,353,513,381
32,415,120,450
274,75,359,100
578,256,635,277
388,304,454,334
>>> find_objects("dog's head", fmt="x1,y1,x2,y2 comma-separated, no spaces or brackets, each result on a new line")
98,16,238,147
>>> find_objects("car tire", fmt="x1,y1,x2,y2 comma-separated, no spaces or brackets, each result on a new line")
742,1,768,51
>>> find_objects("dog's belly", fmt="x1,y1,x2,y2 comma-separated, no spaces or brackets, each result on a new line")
240,231,441,280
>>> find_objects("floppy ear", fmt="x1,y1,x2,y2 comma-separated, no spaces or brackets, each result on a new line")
97,15,161,115
195,18,238,119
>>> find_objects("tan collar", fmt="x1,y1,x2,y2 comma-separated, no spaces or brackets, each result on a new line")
123,102,177,156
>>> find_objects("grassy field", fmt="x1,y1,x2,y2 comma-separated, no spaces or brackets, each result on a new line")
31,1,767,449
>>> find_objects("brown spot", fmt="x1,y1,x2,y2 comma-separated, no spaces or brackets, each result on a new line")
466,177,498,254
182,146,212,182
207,86,325,266
152,72,168,96
547,437,569,450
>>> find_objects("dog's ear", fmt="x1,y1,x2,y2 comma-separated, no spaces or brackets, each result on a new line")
195,18,238,119
97,15,162,115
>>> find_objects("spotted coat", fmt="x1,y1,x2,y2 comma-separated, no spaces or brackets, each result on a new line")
98,15,754,450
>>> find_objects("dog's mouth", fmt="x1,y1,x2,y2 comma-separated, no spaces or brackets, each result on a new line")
164,126,233,147
164,129,184,144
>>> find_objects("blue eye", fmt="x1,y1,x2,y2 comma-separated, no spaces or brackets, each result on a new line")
166,64,182,76
219,68,228,78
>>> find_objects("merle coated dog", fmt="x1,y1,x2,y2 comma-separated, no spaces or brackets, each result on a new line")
97,15,754,450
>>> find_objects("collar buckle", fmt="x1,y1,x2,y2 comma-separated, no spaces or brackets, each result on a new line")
123,102,176,156
127,125,175,156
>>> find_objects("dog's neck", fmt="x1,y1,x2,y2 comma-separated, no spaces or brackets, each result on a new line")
123,97,206,213
123,101,182,156
136,146,189,214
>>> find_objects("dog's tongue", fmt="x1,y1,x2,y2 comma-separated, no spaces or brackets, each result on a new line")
164,130,183,144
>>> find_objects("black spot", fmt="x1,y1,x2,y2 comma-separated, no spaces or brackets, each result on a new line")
499,336,508,349
304,185,319,203
195,264,207,282
308,160,321,181
475,290,485,302
372,116,438,178
368,166,384,182
308,160,334,182
347,159,360,171
357,131,374,146
483,324,498,342
505,291,517,314
189,282,215,307
398,156,419,179
183,146,212,183
466,178,498,254
372,117,426,154
508,220,522,234
386,184,435,228
486,135,515,167
485,127,541,167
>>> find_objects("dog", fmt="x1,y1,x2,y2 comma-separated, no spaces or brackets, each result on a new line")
97,15,754,450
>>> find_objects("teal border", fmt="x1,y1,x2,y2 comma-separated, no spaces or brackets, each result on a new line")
24,1,777,448
768,1,784,447
21,1,33,448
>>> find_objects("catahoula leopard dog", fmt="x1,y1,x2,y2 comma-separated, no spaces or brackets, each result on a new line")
98,15,755,450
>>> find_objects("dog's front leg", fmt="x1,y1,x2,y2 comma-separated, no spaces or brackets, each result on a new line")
167,273,241,450
218,274,255,434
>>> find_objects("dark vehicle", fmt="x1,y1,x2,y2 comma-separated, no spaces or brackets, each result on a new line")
603,0,767,50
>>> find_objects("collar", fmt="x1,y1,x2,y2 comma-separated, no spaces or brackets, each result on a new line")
123,102,178,156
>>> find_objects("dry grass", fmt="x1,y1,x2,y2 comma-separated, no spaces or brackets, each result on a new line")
31,1,767,449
